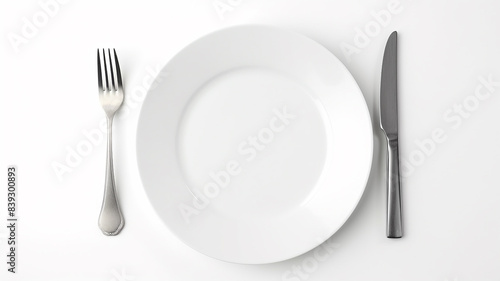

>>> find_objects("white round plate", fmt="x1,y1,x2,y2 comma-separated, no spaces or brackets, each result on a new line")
137,25,372,264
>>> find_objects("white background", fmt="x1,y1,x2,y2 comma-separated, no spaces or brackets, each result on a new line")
1,0,500,280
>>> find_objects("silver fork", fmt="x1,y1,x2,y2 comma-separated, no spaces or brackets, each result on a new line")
97,48,125,236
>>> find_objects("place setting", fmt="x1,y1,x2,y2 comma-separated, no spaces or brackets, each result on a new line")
96,25,400,264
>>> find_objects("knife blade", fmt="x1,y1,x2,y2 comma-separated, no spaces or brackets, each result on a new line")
380,31,402,238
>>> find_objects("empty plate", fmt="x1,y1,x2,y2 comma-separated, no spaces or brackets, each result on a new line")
137,25,372,264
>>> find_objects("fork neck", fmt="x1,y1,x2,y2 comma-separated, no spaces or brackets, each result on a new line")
106,115,115,126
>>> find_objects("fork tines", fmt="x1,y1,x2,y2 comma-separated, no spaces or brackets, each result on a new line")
97,48,123,92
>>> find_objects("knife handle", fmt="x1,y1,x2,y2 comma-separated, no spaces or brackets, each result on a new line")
386,137,403,238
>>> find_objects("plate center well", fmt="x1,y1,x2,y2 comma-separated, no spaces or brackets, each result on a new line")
176,67,329,218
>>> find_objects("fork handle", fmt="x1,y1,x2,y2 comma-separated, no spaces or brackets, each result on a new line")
98,117,124,235
386,138,402,238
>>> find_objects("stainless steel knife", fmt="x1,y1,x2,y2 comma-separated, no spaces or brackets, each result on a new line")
380,31,402,238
